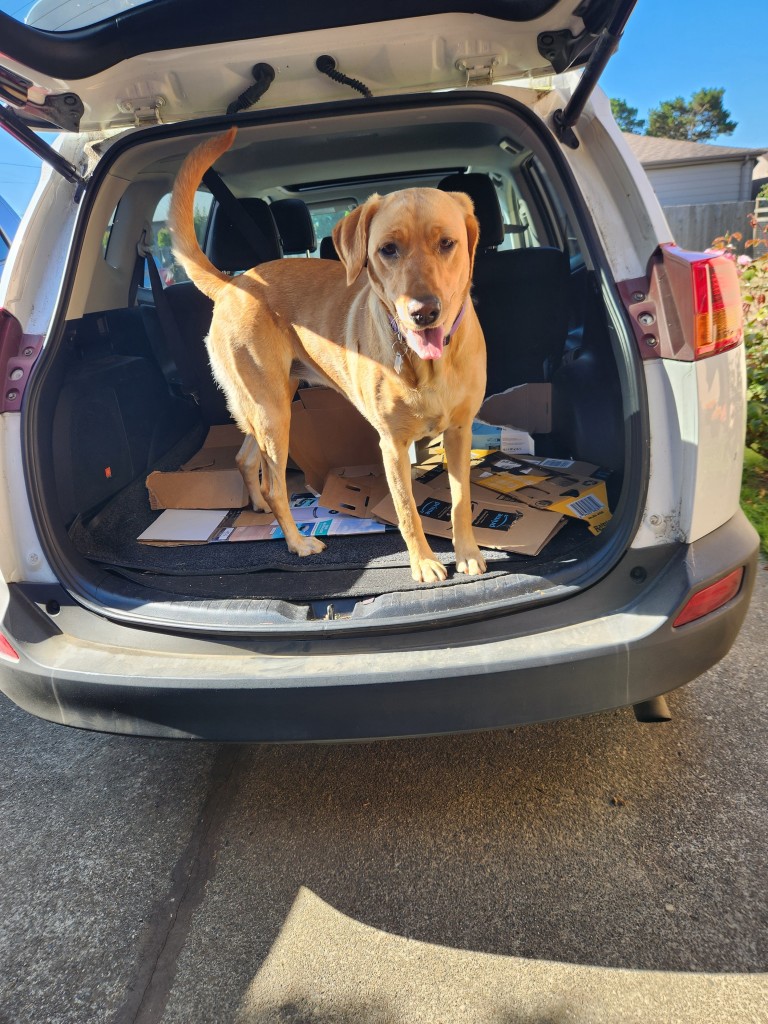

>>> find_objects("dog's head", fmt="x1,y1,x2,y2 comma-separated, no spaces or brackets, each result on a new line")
333,188,479,361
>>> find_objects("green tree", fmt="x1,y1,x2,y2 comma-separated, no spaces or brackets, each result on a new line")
646,87,737,142
610,98,645,134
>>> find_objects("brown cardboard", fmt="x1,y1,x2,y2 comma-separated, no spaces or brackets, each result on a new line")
319,468,391,520
289,388,382,493
477,383,552,434
414,383,550,467
472,454,612,535
146,424,250,510
372,471,564,556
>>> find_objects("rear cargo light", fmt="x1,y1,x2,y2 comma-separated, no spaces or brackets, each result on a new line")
0,633,20,663
673,568,744,627
690,255,743,358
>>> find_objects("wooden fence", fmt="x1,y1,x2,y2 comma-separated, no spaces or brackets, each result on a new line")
661,201,756,254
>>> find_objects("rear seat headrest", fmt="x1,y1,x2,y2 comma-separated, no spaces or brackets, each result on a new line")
438,172,505,250
319,236,340,260
271,198,317,255
206,197,282,271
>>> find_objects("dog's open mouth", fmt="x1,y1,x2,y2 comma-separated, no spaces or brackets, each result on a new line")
402,324,446,360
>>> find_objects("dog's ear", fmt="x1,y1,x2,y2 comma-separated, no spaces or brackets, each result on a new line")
333,195,381,285
447,191,480,278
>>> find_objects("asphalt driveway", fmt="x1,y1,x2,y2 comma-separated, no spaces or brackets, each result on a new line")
1,567,766,1024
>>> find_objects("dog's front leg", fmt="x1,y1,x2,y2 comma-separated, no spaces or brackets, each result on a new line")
442,423,487,576
379,438,448,583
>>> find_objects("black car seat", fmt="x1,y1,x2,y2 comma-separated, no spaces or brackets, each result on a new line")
438,172,571,395
319,235,340,260
161,198,283,423
271,198,317,256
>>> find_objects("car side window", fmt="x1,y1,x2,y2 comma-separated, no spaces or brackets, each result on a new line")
143,190,213,286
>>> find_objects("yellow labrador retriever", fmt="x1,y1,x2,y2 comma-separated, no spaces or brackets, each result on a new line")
169,127,487,583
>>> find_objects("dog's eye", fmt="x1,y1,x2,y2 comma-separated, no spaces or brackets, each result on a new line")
379,242,398,258
439,238,456,253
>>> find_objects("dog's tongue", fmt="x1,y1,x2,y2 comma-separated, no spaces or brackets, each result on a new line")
404,325,446,360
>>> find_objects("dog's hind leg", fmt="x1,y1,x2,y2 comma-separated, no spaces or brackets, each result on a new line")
230,365,325,559
236,434,269,512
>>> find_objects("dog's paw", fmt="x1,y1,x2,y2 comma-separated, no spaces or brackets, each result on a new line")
455,547,487,576
411,556,448,584
290,535,326,558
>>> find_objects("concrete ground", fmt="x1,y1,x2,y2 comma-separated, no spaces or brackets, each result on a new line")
0,567,766,1024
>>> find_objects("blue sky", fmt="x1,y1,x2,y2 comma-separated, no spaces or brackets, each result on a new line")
0,0,763,215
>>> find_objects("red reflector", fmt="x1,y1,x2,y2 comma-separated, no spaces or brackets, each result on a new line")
673,568,744,627
0,633,20,663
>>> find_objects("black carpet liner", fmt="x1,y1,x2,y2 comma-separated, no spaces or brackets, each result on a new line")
69,427,593,601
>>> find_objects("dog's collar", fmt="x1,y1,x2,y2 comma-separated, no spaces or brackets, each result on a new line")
387,301,467,373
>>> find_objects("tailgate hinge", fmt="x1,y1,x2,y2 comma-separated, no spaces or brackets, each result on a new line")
117,95,166,127
455,56,499,87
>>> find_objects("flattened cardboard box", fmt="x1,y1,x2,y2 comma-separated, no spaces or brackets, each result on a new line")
319,466,392,520
471,453,612,535
138,496,393,545
372,465,565,556
146,424,249,510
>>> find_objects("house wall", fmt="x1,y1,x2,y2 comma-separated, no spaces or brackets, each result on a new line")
646,160,750,205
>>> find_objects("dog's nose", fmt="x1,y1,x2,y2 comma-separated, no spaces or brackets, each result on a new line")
407,295,441,327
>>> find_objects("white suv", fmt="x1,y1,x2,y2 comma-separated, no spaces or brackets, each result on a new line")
0,0,758,739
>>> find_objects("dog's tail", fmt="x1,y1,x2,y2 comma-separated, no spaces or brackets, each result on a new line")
168,127,238,301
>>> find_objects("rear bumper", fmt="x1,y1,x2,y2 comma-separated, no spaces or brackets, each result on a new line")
0,511,759,740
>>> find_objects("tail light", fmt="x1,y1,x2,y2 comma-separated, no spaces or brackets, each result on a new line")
620,244,744,361
0,633,20,663
673,568,744,627
690,254,743,358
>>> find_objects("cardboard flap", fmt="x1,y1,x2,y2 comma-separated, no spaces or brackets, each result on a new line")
289,388,382,493
320,470,391,520
146,424,250,510
477,383,552,434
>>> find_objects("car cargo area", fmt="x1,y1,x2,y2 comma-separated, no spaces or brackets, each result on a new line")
25,96,642,625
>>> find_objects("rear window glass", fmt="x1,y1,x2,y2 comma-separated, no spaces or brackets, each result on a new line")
308,200,357,247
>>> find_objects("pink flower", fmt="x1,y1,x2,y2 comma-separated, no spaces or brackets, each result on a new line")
737,254,752,267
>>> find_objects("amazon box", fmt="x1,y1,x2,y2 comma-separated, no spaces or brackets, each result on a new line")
471,453,612,535
145,424,249,510
372,465,565,556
